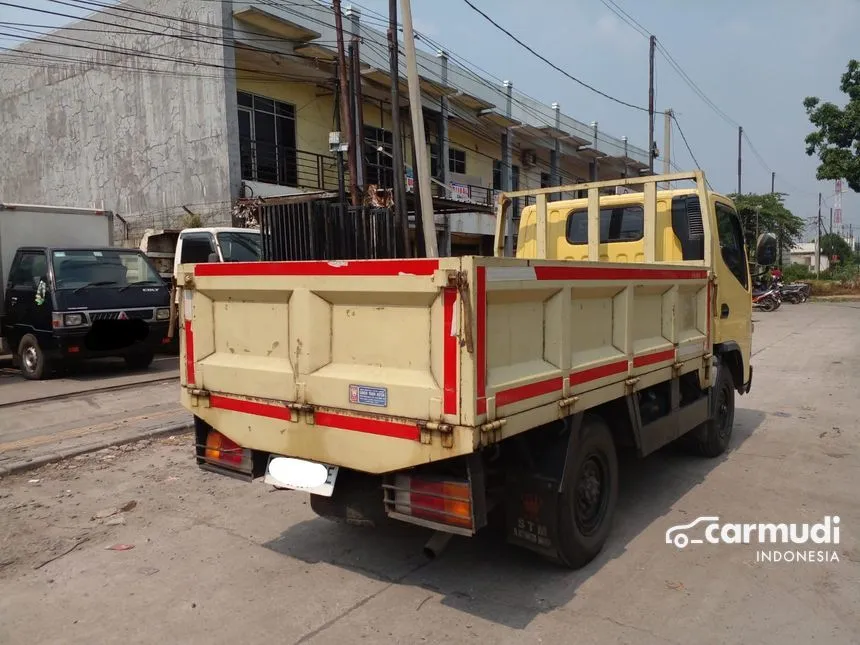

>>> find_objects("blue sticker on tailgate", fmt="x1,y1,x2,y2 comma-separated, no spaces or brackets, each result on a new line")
349,384,388,407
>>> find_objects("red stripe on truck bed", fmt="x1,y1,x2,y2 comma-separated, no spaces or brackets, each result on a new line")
476,267,487,415
633,349,676,368
443,287,458,416
184,323,195,385
533,266,708,281
210,394,292,421
568,360,629,386
496,376,564,408
315,412,420,441
194,259,440,277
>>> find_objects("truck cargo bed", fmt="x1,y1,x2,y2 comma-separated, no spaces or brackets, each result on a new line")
179,256,710,474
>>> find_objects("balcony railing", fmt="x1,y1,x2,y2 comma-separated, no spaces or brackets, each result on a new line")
240,137,342,191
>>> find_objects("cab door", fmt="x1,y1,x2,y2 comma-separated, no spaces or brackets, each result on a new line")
5,250,51,346
711,200,752,385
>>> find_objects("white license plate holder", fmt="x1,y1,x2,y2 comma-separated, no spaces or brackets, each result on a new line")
264,456,339,497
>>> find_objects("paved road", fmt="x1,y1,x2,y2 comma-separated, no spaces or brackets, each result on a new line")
0,357,186,473
0,303,857,644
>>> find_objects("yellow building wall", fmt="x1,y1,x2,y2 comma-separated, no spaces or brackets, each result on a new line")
236,77,391,156
446,124,498,187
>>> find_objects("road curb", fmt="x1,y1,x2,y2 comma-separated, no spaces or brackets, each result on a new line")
810,295,860,302
0,420,194,478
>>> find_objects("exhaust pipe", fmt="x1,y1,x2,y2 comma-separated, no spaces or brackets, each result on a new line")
423,531,453,559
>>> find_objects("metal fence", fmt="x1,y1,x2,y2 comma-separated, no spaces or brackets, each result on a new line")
240,138,342,192
259,200,405,261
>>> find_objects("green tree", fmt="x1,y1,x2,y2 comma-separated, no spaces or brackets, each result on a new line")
728,192,806,259
803,59,860,191
819,233,854,265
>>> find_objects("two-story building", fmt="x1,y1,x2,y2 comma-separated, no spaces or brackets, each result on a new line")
0,0,651,253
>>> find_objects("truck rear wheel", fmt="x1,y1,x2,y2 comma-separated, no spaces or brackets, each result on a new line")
555,415,619,569
689,361,735,458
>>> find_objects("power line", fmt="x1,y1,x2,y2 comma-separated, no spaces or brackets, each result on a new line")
460,0,650,113
670,112,713,189
742,132,772,173
597,0,650,39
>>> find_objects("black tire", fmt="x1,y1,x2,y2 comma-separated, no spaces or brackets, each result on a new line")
759,297,775,312
18,333,51,380
689,361,735,458
555,415,619,569
124,350,155,370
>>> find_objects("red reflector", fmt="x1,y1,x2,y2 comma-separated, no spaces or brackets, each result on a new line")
67,346,80,354
162,337,171,344
402,478,473,529
205,430,243,466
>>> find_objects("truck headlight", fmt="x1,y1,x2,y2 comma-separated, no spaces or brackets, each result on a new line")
156,307,171,321
63,313,85,326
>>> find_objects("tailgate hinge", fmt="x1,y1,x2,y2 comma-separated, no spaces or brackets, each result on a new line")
418,420,454,448
187,388,210,408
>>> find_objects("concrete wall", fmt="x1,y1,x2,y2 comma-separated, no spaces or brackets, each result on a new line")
0,0,239,244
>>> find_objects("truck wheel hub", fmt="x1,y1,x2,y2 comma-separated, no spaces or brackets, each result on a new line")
575,457,606,533
23,346,38,370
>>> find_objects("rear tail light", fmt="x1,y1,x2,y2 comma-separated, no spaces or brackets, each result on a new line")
387,474,474,532
203,430,252,473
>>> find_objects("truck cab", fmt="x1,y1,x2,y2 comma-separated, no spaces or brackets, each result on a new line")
1,246,171,379
172,227,261,275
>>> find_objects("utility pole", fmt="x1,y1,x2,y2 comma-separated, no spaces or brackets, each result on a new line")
349,8,366,195
333,69,346,207
771,171,775,194
387,0,410,257
663,109,672,182
648,35,656,173
333,0,358,205
502,81,514,255
438,50,452,257
830,207,833,235
816,192,822,276
400,0,438,257
737,125,743,195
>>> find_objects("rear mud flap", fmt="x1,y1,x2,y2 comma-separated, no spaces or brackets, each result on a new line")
505,472,562,560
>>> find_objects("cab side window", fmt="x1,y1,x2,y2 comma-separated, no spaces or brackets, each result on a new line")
10,252,48,289
566,206,644,244
180,233,215,264
715,204,748,289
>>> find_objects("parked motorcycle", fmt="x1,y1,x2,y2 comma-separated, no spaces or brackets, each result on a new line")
779,281,810,304
753,284,781,312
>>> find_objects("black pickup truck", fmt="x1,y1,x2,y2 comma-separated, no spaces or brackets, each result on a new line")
1,246,171,379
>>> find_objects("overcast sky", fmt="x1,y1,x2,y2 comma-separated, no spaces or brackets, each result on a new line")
2,0,858,240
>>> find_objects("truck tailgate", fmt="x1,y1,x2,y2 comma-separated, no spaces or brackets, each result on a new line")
180,258,470,473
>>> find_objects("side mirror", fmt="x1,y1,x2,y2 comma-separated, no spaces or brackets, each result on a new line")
207,252,219,263
755,232,777,267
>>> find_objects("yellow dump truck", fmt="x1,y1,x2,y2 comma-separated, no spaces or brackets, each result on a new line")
177,171,773,568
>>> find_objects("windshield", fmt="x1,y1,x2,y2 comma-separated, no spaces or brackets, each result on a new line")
52,249,162,289
216,232,261,262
